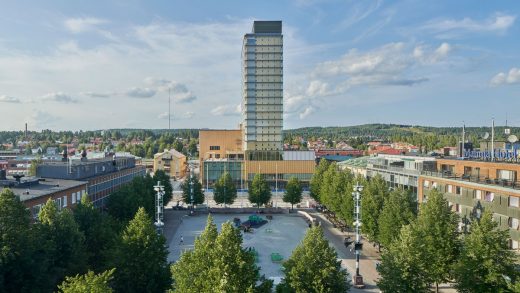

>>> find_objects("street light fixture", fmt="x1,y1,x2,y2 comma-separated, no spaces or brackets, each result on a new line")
153,181,164,234
352,182,365,289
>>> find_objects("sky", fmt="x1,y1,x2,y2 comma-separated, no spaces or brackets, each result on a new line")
0,0,519,131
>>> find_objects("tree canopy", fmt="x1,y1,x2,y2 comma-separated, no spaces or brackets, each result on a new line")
249,174,272,208
279,226,350,292
58,269,115,293
283,177,303,210
181,174,205,206
213,172,237,206
111,207,171,293
453,211,519,292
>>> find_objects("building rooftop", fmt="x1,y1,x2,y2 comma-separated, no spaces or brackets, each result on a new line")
1,178,87,202
252,21,282,34
338,156,370,168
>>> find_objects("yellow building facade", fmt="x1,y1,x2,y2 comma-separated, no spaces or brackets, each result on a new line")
153,149,187,179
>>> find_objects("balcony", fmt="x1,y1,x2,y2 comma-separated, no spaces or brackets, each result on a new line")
422,170,520,190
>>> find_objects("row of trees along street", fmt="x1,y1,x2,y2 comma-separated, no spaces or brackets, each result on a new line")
310,158,520,292
181,172,304,210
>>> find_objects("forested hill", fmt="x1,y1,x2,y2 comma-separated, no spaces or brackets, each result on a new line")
283,124,520,142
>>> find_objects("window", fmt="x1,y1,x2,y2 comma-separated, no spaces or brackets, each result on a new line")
511,239,519,250
209,146,220,151
456,186,461,195
215,154,220,159
54,198,62,210
423,180,430,188
432,182,438,188
72,192,76,204
509,217,519,230
76,192,81,202
485,191,494,202
447,185,453,193
31,204,42,219
509,196,520,208
63,195,67,207
475,190,482,200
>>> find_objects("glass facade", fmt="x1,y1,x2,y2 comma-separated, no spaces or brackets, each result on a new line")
242,21,283,152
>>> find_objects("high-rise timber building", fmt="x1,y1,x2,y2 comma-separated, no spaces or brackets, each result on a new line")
199,21,315,191
242,21,284,158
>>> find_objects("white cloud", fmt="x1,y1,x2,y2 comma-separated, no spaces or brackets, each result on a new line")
490,68,520,86
414,42,452,64
0,95,20,103
144,77,197,103
125,87,156,98
64,17,108,33
40,92,78,103
336,0,383,31
210,104,241,116
314,42,432,88
422,14,516,35
158,111,195,120
299,106,316,119
82,92,111,98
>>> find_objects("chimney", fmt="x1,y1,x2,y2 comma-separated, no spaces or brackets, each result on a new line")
25,123,28,139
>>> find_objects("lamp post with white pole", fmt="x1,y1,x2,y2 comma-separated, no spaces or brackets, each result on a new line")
352,182,365,288
153,181,165,234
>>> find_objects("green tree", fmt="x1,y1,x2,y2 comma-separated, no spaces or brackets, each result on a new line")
361,175,387,250
279,226,350,292
187,139,198,157
213,172,237,207
211,222,261,292
58,269,115,293
415,189,459,292
38,199,88,288
107,175,156,222
249,174,272,208
309,159,330,201
181,174,205,206
74,196,117,272
453,211,519,292
171,215,219,292
173,140,184,154
378,188,415,248
319,163,338,206
153,169,173,205
319,163,337,210
111,208,171,293
29,156,42,176
377,224,430,293
0,189,49,292
335,170,355,230
171,216,269,292
283,177,302,210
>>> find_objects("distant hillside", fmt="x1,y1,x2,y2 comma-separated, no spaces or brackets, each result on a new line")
283,124,520,142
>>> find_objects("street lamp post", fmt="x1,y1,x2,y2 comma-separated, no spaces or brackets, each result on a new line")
352,182,365,289
188,160,194,214
153,181,165,234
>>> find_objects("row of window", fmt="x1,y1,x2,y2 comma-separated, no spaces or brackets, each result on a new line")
424,180,520,207
31,189,86,219
209,146,220,150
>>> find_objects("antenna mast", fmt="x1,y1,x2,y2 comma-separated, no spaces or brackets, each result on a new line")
168,88,171,130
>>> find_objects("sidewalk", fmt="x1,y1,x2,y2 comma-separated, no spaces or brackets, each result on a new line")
311,212,381,292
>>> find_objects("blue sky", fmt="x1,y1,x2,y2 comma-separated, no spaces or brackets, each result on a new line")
0,0,519,131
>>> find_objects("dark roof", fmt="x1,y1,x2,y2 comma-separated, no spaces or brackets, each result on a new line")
1,178,87,202
253,21,282,34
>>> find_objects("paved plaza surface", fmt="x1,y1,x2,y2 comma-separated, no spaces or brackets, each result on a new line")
167,213,308,281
